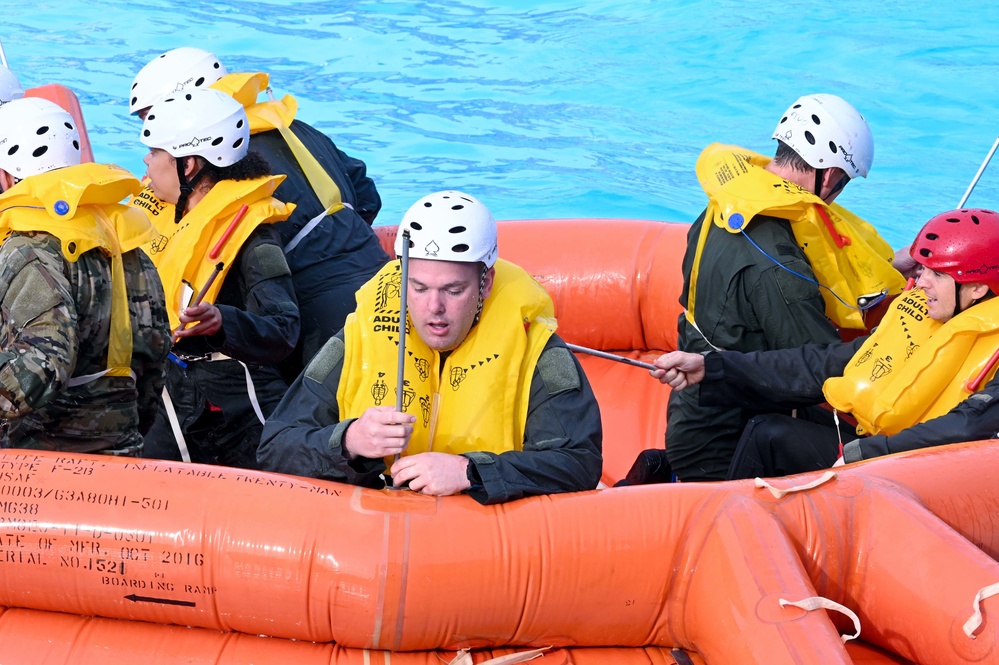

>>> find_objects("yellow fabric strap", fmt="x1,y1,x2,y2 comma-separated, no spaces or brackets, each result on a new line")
212,72,345,218
688,144,905,330
254,104,345,217
137,176,293,330
0,163,155,377
338,259,556,462
824,290,999,435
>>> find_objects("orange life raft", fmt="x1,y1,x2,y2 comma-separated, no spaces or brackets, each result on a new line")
1,440,998,664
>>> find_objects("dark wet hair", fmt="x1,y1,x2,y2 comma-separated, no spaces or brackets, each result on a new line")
772,140,813,173
195,150,271,186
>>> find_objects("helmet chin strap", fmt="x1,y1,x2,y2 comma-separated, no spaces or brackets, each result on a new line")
813,168,826,199
173,156,205,223
472,264,488,326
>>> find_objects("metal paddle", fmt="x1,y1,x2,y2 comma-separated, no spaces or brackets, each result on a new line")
392,230,411,475
565,343,656,371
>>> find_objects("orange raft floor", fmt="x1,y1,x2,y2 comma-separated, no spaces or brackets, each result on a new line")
1,440,998,664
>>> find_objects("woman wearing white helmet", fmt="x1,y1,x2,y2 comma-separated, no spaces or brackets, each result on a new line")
0,97,170,454
259,190,603,504
135,87,301,470
129,47,227,119
129,48,389,385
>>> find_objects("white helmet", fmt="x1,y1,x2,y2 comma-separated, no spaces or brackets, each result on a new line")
0,97,81,178
395,190,498,268
129,47,228,115
140,88,249,166
0,66,25,105
772,93,874,178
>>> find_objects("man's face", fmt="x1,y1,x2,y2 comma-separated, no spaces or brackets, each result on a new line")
407,258,494,351
143,147,180,204
916,266,956,322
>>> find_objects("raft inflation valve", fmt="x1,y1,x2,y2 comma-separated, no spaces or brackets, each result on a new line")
727,212,744,230
54,200,70,215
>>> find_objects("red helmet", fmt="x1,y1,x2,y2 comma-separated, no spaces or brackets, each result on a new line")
910,208,999,293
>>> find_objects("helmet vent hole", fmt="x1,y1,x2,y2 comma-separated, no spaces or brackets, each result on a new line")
780,116,787,123
231,137,244,150
147,114,155,121
451,204,464,211
131,82,138,90
143,129,151,137
212,137,224,146
451,244,469,254
32,146,48,158
410,222,423,231
73,140,79,150
236,119,244,129
828,141,837,154
926,233,938,241
213,62,221,70
971,215,981,224
792,104,802,109
7,145,18,156
195,77,206,87
946,217,961,223
422,202,432,208
64,122,74,130
919,248,932,258
185,93,192,101
449,226,466,234
804,131,816,146
36,126,49,136
130,96,138,106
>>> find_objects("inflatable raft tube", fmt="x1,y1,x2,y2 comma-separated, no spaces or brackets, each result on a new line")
0,442,996,663
0,606,915,664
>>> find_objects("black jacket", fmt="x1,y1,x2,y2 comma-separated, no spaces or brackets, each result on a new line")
666,209,840,480
698,339,999,463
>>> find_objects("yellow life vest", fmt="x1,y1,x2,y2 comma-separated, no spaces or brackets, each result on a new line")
132,71,346,247
824,289,999,435
212,72,345,218
688,144,905,330
137,176,294,330
0,163,155,378
337,259,556,465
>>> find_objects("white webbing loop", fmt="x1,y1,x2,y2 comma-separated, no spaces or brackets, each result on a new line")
754,471,837,499
964,581,999,638
780,596,861,643
160,386,192,463
447,647,551,665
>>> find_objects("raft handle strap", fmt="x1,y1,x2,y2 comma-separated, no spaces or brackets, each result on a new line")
755,471,837,499
161,386,192,464
779,596,861,643
964,581,999,638
447,646,551,665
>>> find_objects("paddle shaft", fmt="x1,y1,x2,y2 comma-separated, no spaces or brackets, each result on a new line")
565,343,656,371
171,205,250,342
957,137,999,208
393,230,411,469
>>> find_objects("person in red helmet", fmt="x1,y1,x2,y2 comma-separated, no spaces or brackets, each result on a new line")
649,208,999,479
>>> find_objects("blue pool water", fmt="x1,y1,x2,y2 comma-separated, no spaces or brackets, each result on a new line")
5,0,999,247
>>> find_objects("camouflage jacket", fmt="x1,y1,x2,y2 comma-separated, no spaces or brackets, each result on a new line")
0,233,171,452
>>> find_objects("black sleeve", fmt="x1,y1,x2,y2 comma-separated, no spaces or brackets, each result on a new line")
211,226,300,365
463,335,603,504
256,331,385,487
845,374,999,461
333,144,381,224
698,337,865,410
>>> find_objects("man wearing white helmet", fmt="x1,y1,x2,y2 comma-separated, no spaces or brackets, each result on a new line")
0,65,25,105
258,191,602,503
636,93,906,483
0,97,170,453
130,47,389,383
136,88,300,469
